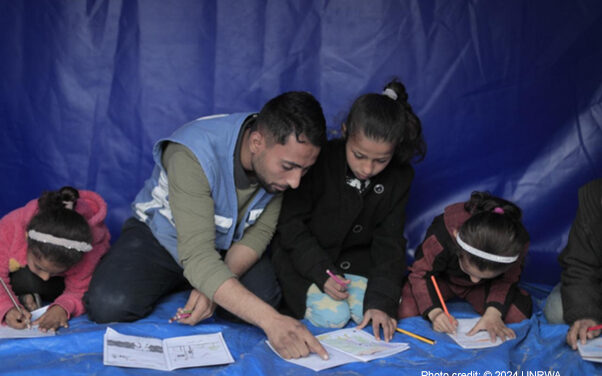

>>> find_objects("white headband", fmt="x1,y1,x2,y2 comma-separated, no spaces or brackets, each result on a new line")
455,233,518,264
382,88,398,101
28,229,93,252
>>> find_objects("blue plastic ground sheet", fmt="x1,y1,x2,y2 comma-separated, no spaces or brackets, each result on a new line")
0,285,598,376
1,1,601,375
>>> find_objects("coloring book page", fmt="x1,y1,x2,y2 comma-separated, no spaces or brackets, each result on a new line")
268,328,409,371
578,336,602,362
0,306,55,339
447,317,506,349
103,327,234,370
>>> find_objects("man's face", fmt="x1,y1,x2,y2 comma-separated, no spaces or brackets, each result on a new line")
251,133,320,194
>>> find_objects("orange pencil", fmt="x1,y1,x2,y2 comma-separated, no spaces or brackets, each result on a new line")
430,275,453,324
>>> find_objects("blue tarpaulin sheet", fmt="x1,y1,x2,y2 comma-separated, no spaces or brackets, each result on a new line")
0,0,601,374
0,286,596,375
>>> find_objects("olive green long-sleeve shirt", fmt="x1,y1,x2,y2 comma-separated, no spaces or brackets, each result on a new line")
162,142,282,300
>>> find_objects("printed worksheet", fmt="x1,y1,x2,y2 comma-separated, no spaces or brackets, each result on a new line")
0,306,55,339
577,336,602,362
447,317,506,349
103,327,234,370
268,328,409,371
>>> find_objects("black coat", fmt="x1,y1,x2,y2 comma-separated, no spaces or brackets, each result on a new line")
559,178,602,324
271,138,413,319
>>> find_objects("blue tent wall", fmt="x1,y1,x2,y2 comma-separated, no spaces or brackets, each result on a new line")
1,0,601,286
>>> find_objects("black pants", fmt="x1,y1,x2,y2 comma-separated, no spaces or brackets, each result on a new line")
84,218,281,323
10,267,64,303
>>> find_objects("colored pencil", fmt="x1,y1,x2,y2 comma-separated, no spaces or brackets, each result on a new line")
326,269,348,288
587,324,602,332
396,327,436,345
430,275,453,323
168,309,193,323
0,276,30,328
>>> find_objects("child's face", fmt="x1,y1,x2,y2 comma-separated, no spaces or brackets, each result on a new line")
458,254,503,283
27,251,68,281
344,130,395,181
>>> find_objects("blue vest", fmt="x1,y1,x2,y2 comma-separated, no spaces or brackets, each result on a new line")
132,113,274,263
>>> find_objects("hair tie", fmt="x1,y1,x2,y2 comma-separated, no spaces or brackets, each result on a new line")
493,207,504,215
28,229,92,252
382,88,398,101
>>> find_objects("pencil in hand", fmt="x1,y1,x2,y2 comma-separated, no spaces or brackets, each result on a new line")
587,324,602,332
430,275,453,324
0,276,30,329
326,269,349,289
168,309,192,323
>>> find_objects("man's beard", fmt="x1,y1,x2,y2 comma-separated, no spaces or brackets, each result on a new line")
251,158,287,194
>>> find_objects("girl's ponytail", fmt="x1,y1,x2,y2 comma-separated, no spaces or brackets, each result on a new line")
463,191,522,222
382,80,426,164
37,186,79,213
343,78,426,165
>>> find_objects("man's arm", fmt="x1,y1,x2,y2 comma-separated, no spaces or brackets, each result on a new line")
213,278,328,360
227,193,282,276
164,143,326,359
163,143,236,300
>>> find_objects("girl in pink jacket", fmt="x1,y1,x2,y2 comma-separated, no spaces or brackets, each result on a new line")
0,186,110,332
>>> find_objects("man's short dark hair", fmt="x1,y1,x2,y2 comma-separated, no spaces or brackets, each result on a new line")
255,91,326,147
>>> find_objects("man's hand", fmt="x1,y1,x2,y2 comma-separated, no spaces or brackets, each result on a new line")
467,306,515,342
212,278,328,360
264,313,329,360
567,318,599,350
356,308,397,342
177,289,216,325
428,307,458,334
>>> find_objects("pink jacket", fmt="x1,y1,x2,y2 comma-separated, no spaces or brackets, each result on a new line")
0,190,110,322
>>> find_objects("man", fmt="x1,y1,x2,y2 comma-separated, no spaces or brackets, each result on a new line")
543,178,602,349
85,91,328,359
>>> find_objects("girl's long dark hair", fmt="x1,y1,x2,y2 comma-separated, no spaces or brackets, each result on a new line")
27,186,91,268
458,191,529,272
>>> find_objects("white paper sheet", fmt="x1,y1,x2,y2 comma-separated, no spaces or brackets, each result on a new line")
0,306,55,339
447,317,505,349
577,336,602,362
268,328,410,371
103,327,234,370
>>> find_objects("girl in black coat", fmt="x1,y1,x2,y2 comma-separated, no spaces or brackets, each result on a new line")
272,79,425,341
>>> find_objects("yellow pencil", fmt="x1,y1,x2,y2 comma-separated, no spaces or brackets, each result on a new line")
396,327,436,345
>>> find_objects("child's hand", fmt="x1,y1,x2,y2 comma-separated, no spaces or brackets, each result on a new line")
468,306,515,342
428,308,458,334
356,309,397,342
20,293,40,312
4,307,31,329
323,276,350,301
566,318,599,350
34,305,68,332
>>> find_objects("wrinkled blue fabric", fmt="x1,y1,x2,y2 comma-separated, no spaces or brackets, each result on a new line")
0,287,597,375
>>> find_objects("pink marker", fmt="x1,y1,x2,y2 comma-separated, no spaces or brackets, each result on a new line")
168,310,192,323
326,269,349,288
